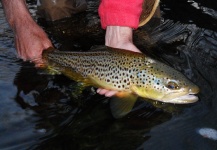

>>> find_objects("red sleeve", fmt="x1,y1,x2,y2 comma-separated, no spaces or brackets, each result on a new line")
98,0,144,29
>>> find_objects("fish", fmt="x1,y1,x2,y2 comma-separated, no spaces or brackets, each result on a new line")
42,46,199,118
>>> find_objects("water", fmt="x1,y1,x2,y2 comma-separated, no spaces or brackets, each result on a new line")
0,0,217,149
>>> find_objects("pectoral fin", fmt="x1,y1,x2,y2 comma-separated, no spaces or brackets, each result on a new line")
46,65,62,75
110,93,138,118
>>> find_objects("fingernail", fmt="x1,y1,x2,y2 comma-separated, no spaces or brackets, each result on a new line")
96,89,100,93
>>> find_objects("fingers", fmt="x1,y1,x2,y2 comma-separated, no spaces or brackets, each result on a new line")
97,88,118,97
14,20,53,64
15,35,53,63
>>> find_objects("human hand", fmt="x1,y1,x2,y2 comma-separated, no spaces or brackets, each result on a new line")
1,0,53,66
97,26,141,97
14,20,53,66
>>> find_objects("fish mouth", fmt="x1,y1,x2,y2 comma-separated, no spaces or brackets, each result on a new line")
162,94,199,104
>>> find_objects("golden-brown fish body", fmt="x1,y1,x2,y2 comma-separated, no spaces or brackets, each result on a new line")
42,47,199,118
42,47,199,103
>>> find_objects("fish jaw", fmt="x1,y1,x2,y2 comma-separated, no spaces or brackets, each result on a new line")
160,94,198,104
131,84,199,104
159,85,200,104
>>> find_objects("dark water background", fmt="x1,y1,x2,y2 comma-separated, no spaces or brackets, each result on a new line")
1,0,217,149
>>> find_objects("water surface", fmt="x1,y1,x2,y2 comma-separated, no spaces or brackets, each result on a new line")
0,0,217,149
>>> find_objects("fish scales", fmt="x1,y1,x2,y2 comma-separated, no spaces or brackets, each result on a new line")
43,46,199,107
42,46,199,118
43,47,154,91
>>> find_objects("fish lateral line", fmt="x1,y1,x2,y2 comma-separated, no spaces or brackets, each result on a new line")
41,46,200,118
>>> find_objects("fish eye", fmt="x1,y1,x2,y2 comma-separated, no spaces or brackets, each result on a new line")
166,81,179,90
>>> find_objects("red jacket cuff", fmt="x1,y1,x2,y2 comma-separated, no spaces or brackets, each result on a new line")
98,0,144,29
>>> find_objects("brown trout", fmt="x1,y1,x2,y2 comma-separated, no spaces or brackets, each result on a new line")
42,46,199,118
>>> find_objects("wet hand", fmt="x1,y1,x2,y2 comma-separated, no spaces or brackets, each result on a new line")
97,88,119,97
14,20,53,66
2,0,53,66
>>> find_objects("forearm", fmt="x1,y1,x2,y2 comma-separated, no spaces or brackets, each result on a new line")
1,0,35,31
1,0,53,62
105,26,133,46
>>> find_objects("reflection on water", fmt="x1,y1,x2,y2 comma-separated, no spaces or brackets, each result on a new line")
0,0,217,149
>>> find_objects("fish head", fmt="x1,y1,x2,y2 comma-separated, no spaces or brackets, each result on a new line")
131,61,199,104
